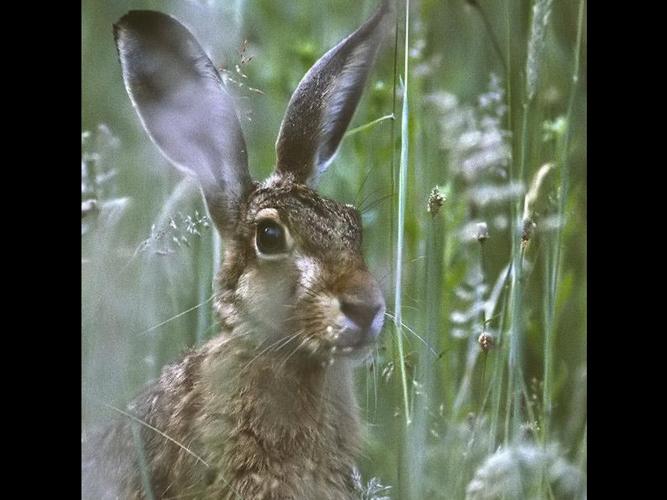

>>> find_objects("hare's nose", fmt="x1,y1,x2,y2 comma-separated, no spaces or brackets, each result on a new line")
340,300,384,334
334,270,386,348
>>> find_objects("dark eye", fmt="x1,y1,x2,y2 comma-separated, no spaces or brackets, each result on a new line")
256,219,287,255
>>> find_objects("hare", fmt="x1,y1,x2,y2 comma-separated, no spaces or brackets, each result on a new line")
82,1,391,499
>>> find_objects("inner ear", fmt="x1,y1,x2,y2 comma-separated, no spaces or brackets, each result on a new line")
114,10,252,237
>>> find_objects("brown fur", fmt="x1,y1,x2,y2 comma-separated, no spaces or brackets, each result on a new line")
82,179,374,500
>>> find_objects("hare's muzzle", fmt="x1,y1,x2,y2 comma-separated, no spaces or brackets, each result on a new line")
334,273,385,351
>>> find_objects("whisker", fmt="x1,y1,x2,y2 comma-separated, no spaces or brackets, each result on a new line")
278,334,312,370
360,192,394,214
136,294,216,336
240,332,302,372
220,329,254,342
374,254,426,288
384,311,438,357
357,185,383,212
271,332,303,354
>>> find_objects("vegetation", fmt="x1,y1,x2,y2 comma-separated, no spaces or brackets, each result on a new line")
82,0,586,498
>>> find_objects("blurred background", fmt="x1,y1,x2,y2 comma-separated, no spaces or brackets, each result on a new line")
82,0,586,498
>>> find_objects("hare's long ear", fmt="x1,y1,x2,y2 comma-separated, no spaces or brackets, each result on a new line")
114,11,251,235
274,0,391,186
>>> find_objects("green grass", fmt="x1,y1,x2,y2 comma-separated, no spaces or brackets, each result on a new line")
82,0,587,498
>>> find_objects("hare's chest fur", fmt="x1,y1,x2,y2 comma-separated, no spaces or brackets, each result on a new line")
193,340,361,499
99,338,361,499
83,338,362,500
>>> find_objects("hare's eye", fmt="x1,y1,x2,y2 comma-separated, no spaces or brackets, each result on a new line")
256,219,288,255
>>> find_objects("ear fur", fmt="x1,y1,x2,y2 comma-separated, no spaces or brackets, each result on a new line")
274,0,391,186
114,10,252,235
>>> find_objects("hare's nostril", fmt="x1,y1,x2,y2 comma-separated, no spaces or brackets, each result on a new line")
340,300,383,332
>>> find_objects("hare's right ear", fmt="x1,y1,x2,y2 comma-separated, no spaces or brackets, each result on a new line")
114,11,251,235
275,0,391,186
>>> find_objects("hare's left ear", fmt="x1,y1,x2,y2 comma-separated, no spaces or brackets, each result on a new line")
114,11,252,236
274,0,391,186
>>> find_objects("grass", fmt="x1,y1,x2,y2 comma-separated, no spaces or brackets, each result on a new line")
82,0,587,498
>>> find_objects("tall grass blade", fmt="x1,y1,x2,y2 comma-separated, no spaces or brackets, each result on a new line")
393,0,412,429
525,0,554,101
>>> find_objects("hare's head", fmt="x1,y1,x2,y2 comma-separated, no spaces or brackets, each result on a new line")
114,1,390,365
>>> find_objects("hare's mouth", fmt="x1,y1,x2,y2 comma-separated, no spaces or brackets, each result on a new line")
330,338,375,355
324,311,385,359
317,336,374,365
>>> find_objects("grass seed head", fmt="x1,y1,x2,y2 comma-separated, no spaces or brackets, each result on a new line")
427,187,446,217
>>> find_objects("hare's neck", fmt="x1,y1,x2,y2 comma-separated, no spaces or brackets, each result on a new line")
199,333,360,449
